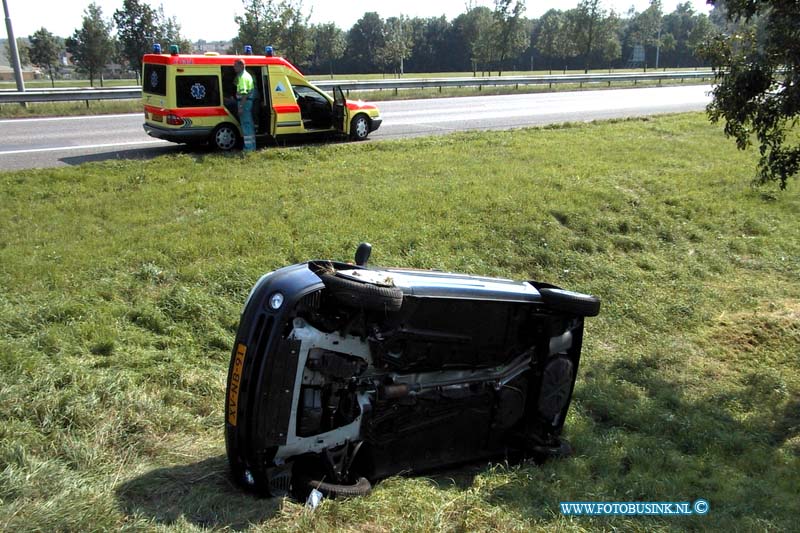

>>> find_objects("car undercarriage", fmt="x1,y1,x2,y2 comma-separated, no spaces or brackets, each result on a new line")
225,245,600,498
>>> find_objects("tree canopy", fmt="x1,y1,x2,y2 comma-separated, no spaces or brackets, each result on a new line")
113,0,159,78
66,3,114,87
4,38,30,67
703,0,800,189
29,28,64,88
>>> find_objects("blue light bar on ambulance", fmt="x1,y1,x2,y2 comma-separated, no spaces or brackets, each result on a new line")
244,45,253,55
153,43,162,54
264,46,274,57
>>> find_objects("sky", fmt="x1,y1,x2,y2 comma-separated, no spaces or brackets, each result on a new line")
4,0,713,42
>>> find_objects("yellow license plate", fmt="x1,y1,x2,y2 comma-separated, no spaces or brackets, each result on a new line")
152,114,163,122
227,343,247,426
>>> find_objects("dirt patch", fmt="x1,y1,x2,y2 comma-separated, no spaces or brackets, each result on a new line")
711,300,800,355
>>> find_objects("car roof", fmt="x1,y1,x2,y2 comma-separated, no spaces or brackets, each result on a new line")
142,53,303,76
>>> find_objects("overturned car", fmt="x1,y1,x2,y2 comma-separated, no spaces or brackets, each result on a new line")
225,244,600,498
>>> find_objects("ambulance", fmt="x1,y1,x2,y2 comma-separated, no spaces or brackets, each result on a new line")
142,45,382,150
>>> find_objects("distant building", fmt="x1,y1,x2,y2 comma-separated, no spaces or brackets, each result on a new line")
194,40,231,54
0,65,36,81
1,38,37,80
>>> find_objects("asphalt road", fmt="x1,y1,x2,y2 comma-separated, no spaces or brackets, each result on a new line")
0,85,712,171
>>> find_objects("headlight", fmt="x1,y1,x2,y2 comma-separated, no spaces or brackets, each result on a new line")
269,292,284,310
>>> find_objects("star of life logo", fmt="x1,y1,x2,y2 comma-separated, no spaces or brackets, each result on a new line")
190,83,206,100
150,70,159,88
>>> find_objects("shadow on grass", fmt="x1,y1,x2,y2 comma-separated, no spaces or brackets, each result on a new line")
116,455,281,530
426,462,488,491
56,133,346,167
58,144,190,166
484,356,799,529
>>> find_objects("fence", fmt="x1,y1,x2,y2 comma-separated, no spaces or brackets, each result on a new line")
0,71,714,105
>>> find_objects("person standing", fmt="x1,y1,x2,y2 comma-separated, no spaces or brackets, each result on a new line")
234,59,256,152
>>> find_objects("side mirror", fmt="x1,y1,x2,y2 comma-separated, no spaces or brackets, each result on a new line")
355,242,372,266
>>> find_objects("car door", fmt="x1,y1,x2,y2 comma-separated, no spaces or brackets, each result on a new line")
262,67,274,137
333,86,347,133
268,66,304,135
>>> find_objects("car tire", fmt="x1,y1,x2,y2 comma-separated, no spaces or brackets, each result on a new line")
350,115,370,141
307,477,372,498
212,124,240,151
539,288,601,317
319,272,403,313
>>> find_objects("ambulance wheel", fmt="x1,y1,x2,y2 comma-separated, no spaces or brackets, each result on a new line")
350,115,370,141
212,124,240,151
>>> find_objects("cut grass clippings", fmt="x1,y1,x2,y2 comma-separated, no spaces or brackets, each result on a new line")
0,113,798,532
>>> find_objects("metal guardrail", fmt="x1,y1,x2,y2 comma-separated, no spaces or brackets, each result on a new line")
313,71,715,93
0,71,714,105
0,87,141,104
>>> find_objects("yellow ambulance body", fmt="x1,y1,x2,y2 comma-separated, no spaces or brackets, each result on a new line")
142,50,381,150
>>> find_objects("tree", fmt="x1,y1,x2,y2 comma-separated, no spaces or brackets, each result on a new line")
627,0,664,67
66,3,114,87
379,16,413,75
345,12,385,73
598,11,623,67
574,0,600,73
311,23,345,77
492,0,527,75
703,0,800,189
458,6,494,75
231,0,308,56
113,0,159,83
5,38,30,67
281,5,312,66
406,16,451,73
535,10,564,73
29,28,63,88
659,2,703,67
686,14,715,59
156,7,193,54
231,0,286,53
571,0,610,73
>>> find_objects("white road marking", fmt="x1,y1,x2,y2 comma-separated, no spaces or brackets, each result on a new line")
0,113,140,125
0,139,169,156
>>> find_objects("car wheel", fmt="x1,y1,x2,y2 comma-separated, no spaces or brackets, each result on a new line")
538,288,601,317
350,115,370,141
319,272,403,313
307,477,372,498
212,124,240,151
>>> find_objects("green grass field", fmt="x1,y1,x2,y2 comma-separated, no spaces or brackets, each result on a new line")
0,113,798,532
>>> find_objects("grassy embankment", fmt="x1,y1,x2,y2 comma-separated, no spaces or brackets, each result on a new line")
0,113,798,532
0,68,711,119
